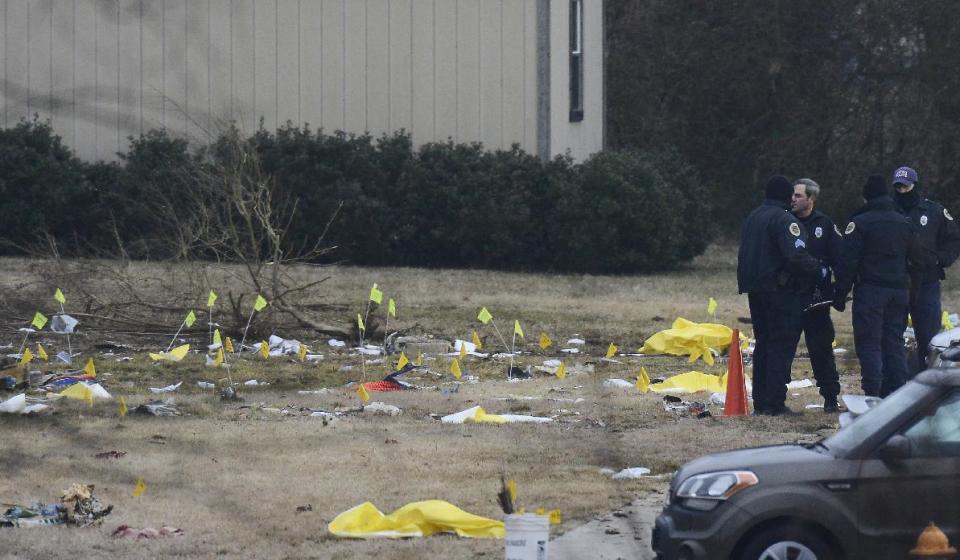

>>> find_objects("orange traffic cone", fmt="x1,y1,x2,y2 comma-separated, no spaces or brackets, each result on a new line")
724,329,749,416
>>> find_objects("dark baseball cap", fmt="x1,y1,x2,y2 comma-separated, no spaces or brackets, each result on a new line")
892,166,918,185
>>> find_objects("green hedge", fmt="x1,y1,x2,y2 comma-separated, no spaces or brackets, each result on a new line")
0,120,714,273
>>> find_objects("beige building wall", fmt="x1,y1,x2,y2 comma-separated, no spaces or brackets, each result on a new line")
1,0,555,161
546,0,603,162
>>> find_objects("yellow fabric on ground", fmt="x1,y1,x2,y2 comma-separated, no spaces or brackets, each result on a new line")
649,371,725,394
328,500,505,539
639,318,737,365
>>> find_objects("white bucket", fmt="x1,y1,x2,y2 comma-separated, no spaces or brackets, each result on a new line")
504,513,550,560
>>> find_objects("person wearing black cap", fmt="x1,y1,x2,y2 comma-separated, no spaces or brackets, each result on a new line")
834,175,930,397
891,166,960,370
791,178,843,412
738,175,821,415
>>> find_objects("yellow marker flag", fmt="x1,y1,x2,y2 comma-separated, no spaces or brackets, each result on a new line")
83,358,96,377
549,510,562,525
36,343,48,361
472,331,482,350
224,337,235,353
207,290,218,308
31,311,48,330
477,307,493,324
416,351,423,366
132,479,146,497
396,352,409,371
214,347,224,367
253,294,268,312
298,344,308,363
19,347,33,366
536,507,545,516
356,383,370,403
636,366,650,393
506,479,517,503
184,310,197,328
539,332,552,350
556,362,567,380
357,313,365,333
707,297,718,316
514,320,524,338
369,284,383,304
169,344,190,361
213,329,222,346
259,340,270,359
119,396,128,418
54,288,66,304
943,311,953,330
459,342,467,359
450,359,462,379
606,342,618,359
388,298,396,317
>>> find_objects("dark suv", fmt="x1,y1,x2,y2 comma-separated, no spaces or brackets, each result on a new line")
652,367,960,560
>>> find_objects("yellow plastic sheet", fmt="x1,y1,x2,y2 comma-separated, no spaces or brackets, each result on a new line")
649,371,726,394
149,344,190,362
639,318,738,365
328,500,505,539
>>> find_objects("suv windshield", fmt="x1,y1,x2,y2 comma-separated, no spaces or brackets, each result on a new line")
823,382,932,455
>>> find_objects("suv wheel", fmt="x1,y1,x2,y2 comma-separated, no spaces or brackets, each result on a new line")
741,526,837,560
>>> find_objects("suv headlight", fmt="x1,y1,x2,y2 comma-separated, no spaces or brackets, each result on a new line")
675,471,758,511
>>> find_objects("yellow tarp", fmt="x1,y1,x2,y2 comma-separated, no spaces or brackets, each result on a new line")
639,318,740,365
650,371,726,394
328,500,505,539
149,344,190,362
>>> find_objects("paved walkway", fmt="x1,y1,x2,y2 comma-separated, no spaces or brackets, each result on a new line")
549,491,664,560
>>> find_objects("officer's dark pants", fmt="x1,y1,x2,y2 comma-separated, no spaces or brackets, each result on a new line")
852,284,909,397
801,305,841,399
909,280,941,370
748,291,806,413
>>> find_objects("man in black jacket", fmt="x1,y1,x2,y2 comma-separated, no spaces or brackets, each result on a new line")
738,176,821,415
835,176,929,397
792,178,842,412
891,166,960,369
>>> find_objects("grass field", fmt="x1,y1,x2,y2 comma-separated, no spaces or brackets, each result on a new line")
1,245,957,559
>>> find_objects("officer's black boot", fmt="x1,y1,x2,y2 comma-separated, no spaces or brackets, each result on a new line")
823,396,839,413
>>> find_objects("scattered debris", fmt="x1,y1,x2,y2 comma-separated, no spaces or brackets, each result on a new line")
363,402,402,416
94,451,127,460
663,398,711,418
786,379,814,389
50,314,79,334
603,378,634,389
149,381,183,394
296,504,313,513
566,338,586,345
220,387,242,401
61,483,113,527
328,338,347,347
112,525,184,539
134,399,180,417
197,381,216,389
609,467,652,480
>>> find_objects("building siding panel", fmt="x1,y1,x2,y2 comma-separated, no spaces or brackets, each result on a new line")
411,0,435,146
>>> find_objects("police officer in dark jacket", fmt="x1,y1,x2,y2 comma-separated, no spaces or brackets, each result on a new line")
792,178,842,412
891,166,960,369
835,176,930,397
738,176,821,415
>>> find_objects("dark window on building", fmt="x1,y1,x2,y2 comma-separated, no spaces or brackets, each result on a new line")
569,0,584,122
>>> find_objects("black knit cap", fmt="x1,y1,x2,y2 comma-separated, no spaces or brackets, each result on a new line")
765,175,793,205
863,175,888,200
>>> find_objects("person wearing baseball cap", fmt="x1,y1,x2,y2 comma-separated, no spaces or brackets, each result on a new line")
892,165,960,370
834,176,928,397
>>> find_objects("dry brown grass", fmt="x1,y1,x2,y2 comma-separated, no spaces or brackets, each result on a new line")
0,245,957,559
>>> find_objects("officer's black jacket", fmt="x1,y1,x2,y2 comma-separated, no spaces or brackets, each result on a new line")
797,209,842,289
836,196,930,297
737,199,821,294
898,198,960,283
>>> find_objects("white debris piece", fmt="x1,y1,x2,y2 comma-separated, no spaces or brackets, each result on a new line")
328,338,347,347
786,379,814,389
363,402,402,416
440,405,552,424
611,467,652,480
197,381,216,389
149,381,183,394
566,338,586,345
560,348,580,354
603,379,634,388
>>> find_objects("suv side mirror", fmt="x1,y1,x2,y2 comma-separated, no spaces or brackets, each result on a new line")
879,435,911,461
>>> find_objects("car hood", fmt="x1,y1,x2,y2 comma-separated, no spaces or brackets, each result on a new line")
673,443,828,484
